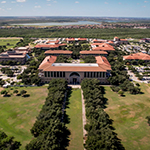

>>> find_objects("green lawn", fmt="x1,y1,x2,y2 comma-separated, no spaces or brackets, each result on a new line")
0,86,48,149
104,84,150,150
0,38,20,49
66,88,84,150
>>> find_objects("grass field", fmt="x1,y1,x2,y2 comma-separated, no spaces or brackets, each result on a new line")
0,38,20,49
0,86,48,149
104,84,150,150
66,88,84,150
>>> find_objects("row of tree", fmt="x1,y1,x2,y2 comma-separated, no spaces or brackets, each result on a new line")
25,79,70,150
81,78,125,150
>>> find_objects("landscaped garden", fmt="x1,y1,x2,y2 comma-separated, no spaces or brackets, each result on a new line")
105,83,150,150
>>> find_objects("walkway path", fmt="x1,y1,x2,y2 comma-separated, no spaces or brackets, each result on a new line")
81,89,87,146
68,84,87,149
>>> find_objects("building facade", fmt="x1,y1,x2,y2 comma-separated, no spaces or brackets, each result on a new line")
38,56,111,84
0,51,27,64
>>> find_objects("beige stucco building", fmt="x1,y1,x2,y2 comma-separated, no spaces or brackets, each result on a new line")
38,55,111,84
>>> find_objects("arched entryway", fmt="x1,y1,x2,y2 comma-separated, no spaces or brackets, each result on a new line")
69,72,80,84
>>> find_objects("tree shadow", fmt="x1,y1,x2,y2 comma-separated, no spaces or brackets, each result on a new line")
23,94,30,97
63,87,72,124
103,97,108,109
140,91,144,94
3,94,11,97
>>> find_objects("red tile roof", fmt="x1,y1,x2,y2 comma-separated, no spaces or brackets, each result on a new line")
45,50,72,54
120,39,127,41
39,56,111,72
96,56,111,70
108,41,114,44
35,43,66,48
65,38,75,41
46,40,59,44
92,43,115,51
80,50,108,55
123,53,150,60
78,38,87,41
35,44,59,48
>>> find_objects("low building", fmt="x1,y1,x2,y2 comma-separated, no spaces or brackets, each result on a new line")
45,50,72,57
14,47,31,53
78,38,87,42
65,38,88,43
92,39,107,43
113,37,128,45
91,43,115,52
80,50,108,57
38,55,111,84
0,51,27,64
34,43,67,50
123,52,150,62
46,40,59,44
65,38,75,43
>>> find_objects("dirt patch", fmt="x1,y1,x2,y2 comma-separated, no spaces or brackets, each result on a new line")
140,137,149,145
131,125,139,129
128,111,135,118
133,141,138,146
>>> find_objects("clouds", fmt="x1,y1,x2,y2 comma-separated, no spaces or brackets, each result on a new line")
1,1,6,3
34,5,41,8
75,1,79,4
16,0,26,2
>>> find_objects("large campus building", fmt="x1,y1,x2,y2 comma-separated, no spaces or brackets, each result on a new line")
0,50,29,64
38,55,111,84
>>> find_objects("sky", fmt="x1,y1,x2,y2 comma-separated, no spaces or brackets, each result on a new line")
0,0,149,18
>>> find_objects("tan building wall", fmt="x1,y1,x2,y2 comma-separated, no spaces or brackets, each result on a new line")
39,71,110,84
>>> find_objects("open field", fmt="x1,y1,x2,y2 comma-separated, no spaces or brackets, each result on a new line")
66,88,84,150
0,38,20,49
0,86,48,149
104,83,150,150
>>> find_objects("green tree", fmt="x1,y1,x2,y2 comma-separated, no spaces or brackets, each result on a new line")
1,90,8,96
13,90,18,95
20,90,27,97
0,131,21,149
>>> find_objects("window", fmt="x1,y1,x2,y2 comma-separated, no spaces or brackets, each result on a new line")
57,72,59,77
91,72,93,77
48,72,50,77
94,72,95,77
63,72,65,77
51,72,53,77
54,72,56,77
100,72,102,77
87,72,89,78
44,72,47,77
60,72,62,77
97,72,99,78
102,72,105,78
84,72,86,77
